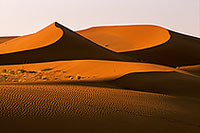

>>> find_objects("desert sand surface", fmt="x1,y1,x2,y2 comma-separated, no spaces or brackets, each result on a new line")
78,26,200,67
178,65,200,76
0,84,200,132
0,36,17,44
77,25,170,52
0,22,200,132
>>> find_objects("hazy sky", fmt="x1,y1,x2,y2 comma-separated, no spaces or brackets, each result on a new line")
0,0,199,37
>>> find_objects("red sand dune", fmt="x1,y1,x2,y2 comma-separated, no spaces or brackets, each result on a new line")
77,26,200,67
77,25,170,52
0,22,200,132
0,22,128,65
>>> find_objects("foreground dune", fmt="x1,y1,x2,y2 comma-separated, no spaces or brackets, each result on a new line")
77,25,170,52
0,84,199,132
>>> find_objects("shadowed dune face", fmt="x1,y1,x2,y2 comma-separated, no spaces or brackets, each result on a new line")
0,23,129,65
178,65,200,76
77,25,170,52
121,31,200,67
0,37,17,44
112,72,200,98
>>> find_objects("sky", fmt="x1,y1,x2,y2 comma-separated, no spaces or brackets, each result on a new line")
0,0,199,37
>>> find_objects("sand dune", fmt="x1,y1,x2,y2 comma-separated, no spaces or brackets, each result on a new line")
0,36,17,44
1,60,199,98
78,25,200,67
77,25,170,52
122,31,200,67
0,22,200,132
0,23,63,54
0,22,128,65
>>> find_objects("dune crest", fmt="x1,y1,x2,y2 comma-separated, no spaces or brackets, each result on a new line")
0,22,63,54
77,25,170,52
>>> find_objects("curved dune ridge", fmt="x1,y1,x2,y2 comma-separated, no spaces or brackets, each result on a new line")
0,22,128,65
0,60,173,80
0,36,17,44
0,22,200,132
178,65,200,76
121,31,200,67
0,60,199,98
77,25,171,52
0,23,63,54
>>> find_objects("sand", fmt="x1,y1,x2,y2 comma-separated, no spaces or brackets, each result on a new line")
0,36,17,44
77,25,170,52
0,22,200,132
0,23,63,54
0,84,199,132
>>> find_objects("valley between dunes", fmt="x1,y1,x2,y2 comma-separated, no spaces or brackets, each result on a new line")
0,22,200,132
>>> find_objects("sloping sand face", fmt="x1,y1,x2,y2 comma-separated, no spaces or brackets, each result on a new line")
0,23,63,54
77,25,170,52
122,31,200,67
0,23,128,65
0,37,17,44
0,60,199,98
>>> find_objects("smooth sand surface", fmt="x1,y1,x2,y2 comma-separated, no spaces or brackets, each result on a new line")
77,25,170,52
0,36,17,44
0,23,63,54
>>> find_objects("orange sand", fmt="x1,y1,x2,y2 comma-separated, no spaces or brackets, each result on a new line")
0,23,63,54
0,36,17,44
77,25,170,52
0,22,199,132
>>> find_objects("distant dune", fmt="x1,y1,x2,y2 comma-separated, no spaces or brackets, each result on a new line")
0,22,128,65
77,25,170,52
77,26,200,67
0,22,200,132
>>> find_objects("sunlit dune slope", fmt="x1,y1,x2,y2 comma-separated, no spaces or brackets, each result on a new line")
121,31,200,67
0,60,173,80
0,84,200,133
0,22,129,65
1,60,199,98
77,25,170,52
0,36,17,44
0,23,63,54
